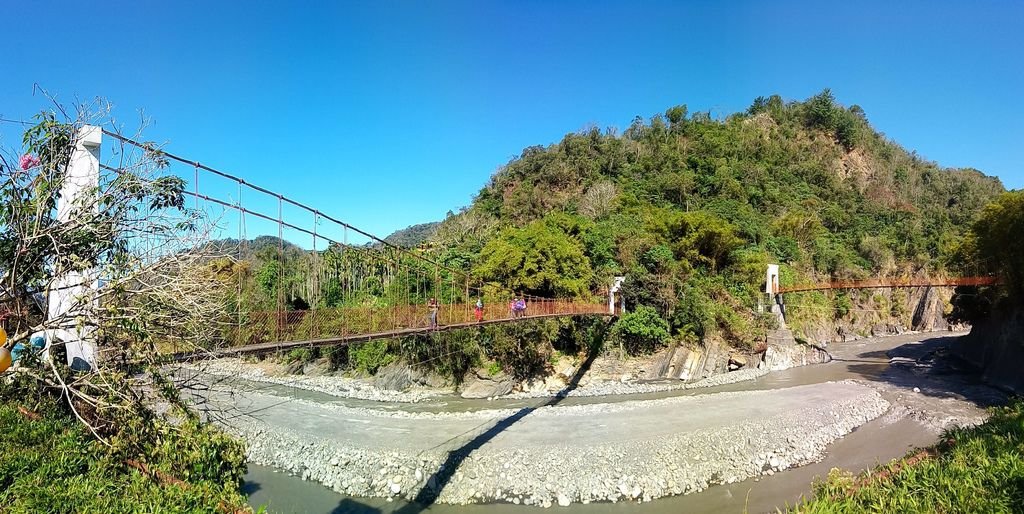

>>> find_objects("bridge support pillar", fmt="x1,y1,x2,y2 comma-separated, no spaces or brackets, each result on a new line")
609,276,626,315
46,125,101,371
766,264,786,328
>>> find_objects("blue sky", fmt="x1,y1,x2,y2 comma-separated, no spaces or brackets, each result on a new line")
3,0,1022,241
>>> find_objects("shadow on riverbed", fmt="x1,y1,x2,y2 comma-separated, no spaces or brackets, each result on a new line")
328,499,383,514
838,335,1005,408
391,346,602,514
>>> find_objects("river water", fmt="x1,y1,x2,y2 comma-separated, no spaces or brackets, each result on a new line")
240,332,998,513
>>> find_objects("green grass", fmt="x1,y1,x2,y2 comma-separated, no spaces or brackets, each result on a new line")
793,400,1024,513
0,397,251,513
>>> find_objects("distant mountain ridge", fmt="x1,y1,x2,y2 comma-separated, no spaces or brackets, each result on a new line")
384,221,440,248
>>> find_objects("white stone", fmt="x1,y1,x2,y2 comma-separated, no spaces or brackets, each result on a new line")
389,482,401,494
557,493,571,506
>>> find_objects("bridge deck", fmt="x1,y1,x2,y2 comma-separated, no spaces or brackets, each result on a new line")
170,310,612,362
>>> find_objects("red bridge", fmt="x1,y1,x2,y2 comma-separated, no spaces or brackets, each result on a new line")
778,276,999,293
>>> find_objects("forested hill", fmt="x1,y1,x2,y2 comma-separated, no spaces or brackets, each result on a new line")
385,221,440,248
430,90,1004,345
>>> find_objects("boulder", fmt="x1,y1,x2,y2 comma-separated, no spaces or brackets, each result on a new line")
760,330,831,371
460,370,514,398
374,362,415,391
837,326,858,342
374,362,448,391
302,358,332,377
285,360,304,375
728,353,748,370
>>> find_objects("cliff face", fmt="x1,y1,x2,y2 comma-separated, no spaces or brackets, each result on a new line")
790,285,954,345
953,308,1024,394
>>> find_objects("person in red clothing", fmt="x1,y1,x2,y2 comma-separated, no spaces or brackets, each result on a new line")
474,298,484,322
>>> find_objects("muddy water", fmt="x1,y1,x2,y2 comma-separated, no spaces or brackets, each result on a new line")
241,331,994,513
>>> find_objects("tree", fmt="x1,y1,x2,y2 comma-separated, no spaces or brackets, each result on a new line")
970,191,1024,298
474,217,593,297
665,104,688,125
578,180,618,219
611,305,670,354
805,88,839,130
1,110,231,440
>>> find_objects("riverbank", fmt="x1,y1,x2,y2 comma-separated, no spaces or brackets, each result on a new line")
190,357,772,403
187,330,949,407
793,399,1024,512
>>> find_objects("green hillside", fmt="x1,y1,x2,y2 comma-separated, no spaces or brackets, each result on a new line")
430,90,1004,348
384,221,441,248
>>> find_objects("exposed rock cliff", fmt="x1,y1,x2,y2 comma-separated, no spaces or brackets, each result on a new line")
792,285,952,345
952,308,1024,394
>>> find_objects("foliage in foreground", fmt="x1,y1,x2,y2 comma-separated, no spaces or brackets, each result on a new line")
794,399,1024,513
0,110,252,512
0,389,250,513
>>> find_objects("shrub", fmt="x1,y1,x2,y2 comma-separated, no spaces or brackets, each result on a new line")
348,339,395,374
611,305,670,354
286,347,312,363
479,320,558,379
834,293,852,319
0,395,248,513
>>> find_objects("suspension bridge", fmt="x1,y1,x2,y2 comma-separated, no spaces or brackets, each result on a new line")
6,122,1000,368
89,128,612,361
777,276,998,293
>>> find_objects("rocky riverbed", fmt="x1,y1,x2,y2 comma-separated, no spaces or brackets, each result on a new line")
213,380,888,507
186,359,444,403
201,331,1000,510
499,367,770,400
187,357,770,404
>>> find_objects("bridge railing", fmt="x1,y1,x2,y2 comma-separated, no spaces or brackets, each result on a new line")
778,275,999,293
221,299,609,346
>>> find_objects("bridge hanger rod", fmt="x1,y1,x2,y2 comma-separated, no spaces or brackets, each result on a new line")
100,129,528,299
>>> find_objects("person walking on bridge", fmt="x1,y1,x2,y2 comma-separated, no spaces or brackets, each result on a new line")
427,297,439,329
474,298,484,323
513,297,527,319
